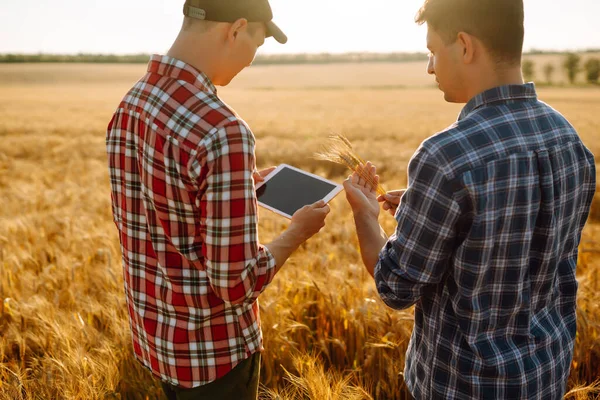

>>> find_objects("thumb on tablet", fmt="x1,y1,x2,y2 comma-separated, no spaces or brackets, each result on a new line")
312,200,326,208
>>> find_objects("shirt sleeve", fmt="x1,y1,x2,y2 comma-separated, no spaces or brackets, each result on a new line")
374,146,461,310
195,120,277,306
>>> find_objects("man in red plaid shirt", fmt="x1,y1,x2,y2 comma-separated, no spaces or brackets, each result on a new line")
106,1,330,398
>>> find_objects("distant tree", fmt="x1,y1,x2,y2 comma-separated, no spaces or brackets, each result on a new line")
543,63,556,85
584,58,600,84
522,60,535,82
563,53,581,84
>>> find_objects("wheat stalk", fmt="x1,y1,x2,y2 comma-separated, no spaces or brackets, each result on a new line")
315,135,386,196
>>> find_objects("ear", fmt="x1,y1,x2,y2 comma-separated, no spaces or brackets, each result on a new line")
456,32,475,65
226,18,249,44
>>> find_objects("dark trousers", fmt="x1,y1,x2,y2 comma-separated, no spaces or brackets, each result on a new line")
161,352,261,400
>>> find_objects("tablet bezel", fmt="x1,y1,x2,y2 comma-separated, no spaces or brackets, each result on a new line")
255,163,344,219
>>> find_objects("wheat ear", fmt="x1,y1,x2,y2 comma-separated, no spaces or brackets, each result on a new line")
315,135,387,196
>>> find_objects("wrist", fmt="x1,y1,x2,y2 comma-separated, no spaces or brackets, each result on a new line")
282,225,307,248
352,209,379,222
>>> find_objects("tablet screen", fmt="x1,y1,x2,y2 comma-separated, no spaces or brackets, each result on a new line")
256,166,338,217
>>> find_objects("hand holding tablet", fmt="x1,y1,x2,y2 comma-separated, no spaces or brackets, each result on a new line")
255,164,343,219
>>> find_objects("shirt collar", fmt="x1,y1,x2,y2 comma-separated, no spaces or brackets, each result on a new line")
147,54,217,95
458,83,537,121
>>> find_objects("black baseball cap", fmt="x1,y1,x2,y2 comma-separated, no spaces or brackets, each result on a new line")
183,0,288,44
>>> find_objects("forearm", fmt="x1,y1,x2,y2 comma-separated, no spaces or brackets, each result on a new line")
264,227,306,272
353,212,389,278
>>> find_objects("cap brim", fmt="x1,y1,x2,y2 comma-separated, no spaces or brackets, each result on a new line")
266,21,287,44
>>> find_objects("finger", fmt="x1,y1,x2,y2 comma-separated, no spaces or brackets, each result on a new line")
354,165,364,185
368,162,376,176
373,174,380,193
365,163,377,191
388,189,407,197
365,162,376,178
385,193,401,202
351,172,360,185
312,200,326,208
357,174,366,188
343,177,353,191
262,166,276,176
360,172,371,190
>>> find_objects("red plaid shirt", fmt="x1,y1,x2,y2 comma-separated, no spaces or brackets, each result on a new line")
106,55,277,388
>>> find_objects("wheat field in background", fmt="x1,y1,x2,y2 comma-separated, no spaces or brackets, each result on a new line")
1,62,599,399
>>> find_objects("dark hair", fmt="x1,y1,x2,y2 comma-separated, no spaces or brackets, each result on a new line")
415,0,524,65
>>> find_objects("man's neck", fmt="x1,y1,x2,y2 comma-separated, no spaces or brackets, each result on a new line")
466,66,524,101
166,34,218,83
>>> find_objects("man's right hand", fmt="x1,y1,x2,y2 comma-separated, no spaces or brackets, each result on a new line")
377,190,407,217
289,200,330,242
264,200,330,273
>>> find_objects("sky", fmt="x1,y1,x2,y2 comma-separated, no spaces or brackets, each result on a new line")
1,0,599,55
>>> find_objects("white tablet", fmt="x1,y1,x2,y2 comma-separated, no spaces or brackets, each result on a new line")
256,164,343,219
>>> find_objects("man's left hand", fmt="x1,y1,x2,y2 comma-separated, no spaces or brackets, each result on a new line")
253,166,277,183
343,161,380,220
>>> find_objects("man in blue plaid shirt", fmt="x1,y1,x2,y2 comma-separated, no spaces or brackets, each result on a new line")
344,0,596,398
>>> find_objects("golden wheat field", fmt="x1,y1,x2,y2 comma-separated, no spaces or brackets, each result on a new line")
0,60,599,400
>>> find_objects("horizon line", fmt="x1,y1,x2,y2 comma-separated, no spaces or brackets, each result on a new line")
1,48,600,57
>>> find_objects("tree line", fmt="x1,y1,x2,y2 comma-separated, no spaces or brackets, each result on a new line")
0,52,428,65
522,53,600,85
1,51,599,84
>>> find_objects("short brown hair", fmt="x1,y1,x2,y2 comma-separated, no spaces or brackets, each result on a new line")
183,17,218,32
415,0,525,65
183,17,262,36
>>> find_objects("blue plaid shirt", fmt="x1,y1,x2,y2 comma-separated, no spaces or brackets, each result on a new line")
375,84,596,399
